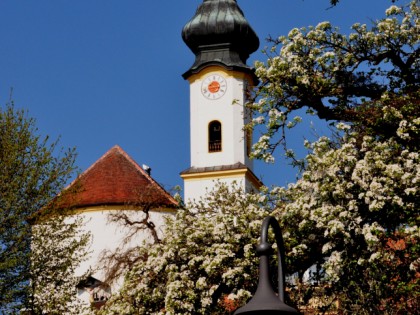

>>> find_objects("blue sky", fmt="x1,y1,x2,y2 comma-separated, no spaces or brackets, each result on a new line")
0,0,394,195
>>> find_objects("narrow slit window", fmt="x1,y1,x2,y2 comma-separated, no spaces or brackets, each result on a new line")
209,121,222,152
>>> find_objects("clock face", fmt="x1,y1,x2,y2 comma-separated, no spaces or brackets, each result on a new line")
201,74,227,100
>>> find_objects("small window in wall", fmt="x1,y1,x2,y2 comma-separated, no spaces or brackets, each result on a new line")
77,276,111,310
209,120,222,152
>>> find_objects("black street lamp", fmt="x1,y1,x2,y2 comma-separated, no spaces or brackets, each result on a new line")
234,216,299,314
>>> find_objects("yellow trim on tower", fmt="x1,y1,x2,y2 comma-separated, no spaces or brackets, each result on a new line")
187,66,254,84
181,168,247,180
181,168,262,189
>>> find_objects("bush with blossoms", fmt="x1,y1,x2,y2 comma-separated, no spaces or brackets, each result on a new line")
273,100,419,313
245,1,419,311
98,184,278,315
99,99,418,314
30,214,91,315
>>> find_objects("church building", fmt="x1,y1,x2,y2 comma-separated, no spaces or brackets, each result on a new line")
53,0,261,309
53,145,178,308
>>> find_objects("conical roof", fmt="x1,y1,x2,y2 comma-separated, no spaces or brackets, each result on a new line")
55,145,178,210
182,0,259,78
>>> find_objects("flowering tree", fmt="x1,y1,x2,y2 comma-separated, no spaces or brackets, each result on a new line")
98,184,276,315
249,0,419,162
249,2,420,312
273,102,419,313
30,214,90,314
99,104,418,314
99,2,418,314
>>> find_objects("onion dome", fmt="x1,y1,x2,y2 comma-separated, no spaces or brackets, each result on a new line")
182,0,259,78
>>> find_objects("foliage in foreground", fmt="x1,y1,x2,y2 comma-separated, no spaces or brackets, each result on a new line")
0,102,89,314
246,1,420,311
275,102,419,313
98,2,419,314
249,0,419,163
98,184,273,315
100,100,419,314
29,214,90,314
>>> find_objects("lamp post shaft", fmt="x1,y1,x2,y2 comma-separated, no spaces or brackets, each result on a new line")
234,216,299,314
259,216,286,302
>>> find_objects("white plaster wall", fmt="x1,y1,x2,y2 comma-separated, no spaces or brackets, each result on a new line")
72,208,173,305
189,73,253,170
184,176,248,204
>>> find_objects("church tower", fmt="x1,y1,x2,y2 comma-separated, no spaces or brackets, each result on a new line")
180,0,262,203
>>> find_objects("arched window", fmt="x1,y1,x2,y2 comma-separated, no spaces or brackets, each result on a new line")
208,120,222,152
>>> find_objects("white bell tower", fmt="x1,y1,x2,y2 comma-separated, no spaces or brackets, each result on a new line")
181,0,262,203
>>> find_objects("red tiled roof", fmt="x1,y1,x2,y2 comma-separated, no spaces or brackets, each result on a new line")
56,145,178,209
